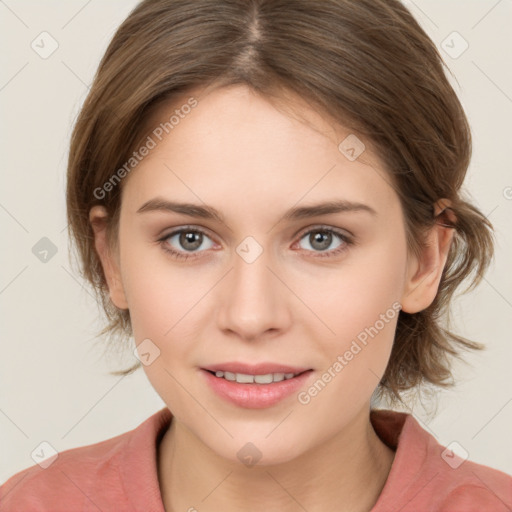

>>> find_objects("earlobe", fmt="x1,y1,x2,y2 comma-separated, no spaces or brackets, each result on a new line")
89,205,129,310
400,199,456,314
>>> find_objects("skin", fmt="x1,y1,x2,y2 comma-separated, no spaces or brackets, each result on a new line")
90,84,454,512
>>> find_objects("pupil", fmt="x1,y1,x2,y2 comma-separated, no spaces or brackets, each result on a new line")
181,231,201,250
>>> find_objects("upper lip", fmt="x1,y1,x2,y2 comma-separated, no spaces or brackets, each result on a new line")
202,362,311,375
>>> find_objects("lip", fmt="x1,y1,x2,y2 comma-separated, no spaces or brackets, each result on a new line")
200,365,314,409
202,362,311,375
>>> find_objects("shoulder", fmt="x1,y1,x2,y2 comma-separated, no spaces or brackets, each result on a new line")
411,425,512,510
435,458,512,511
417,427,512,509
438,482,512,511
371,410,512,511
439,485,512,512
0,430,129,511
0,408,171,512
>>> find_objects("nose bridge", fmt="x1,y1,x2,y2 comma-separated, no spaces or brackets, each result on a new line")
234,236,273,295
232,234,278,307
217,234,289,339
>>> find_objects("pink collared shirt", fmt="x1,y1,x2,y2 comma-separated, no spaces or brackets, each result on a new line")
1,407,511,511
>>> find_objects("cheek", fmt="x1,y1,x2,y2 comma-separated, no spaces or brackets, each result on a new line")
120,254,209,413
292,234,407,403
119,233,209,340
296,233,406,341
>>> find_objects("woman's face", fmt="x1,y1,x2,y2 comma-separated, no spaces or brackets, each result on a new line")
100,85,418,464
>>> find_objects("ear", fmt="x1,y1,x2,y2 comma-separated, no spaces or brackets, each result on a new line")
89,205,129,310
400,199,456,314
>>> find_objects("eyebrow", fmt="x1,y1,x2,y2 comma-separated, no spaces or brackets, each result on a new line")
136,197,377,223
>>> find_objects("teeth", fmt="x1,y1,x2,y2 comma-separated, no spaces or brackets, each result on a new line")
255,373,274,384
236,373,254,384
212,371,300,383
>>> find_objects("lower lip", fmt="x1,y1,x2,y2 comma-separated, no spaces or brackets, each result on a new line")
201,369,313,409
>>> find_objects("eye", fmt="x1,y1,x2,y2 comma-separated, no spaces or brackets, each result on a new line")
294,226,353,258
158,226,216,260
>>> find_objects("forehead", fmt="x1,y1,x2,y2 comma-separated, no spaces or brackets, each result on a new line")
121,84,399,220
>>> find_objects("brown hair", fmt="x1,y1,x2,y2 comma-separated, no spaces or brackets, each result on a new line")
66,0,494,406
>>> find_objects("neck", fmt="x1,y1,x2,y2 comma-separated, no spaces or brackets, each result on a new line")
158,406,395,512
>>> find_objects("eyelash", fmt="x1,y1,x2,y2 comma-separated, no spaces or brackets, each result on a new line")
157,225,354,261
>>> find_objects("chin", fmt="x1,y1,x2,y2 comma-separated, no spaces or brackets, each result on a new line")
202,429,309,468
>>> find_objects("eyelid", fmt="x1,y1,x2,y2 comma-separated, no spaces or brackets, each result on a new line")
158,224,218,242
293,223,354,240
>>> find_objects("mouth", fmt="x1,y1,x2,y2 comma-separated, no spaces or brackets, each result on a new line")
202,362,311,376
204,369,306,384
200,363,313,409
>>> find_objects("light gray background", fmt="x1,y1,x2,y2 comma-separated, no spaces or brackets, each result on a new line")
1,0,511,484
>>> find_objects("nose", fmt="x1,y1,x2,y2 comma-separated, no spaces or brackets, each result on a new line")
216,240,291,342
